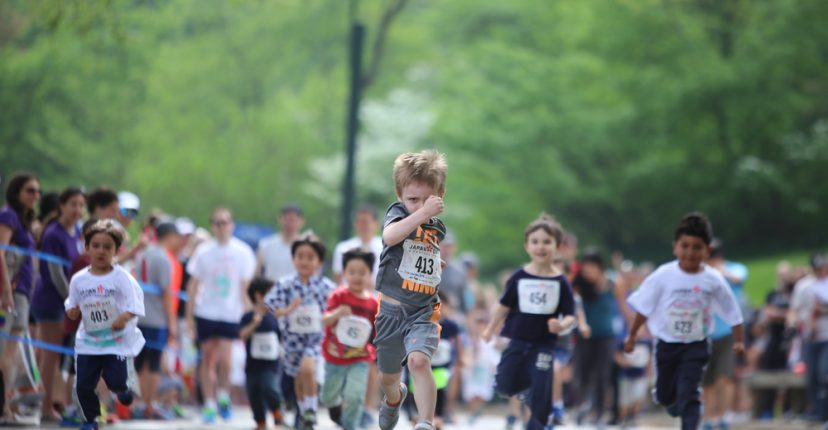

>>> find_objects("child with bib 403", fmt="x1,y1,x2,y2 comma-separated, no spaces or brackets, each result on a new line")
265,234,335,430
64,220,145,430
482,213,576,430
320,248,379,430
624,212,744,430
239,278,284,430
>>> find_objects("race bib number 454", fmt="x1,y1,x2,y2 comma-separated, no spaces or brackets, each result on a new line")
398,239,442,287
517,279,560,315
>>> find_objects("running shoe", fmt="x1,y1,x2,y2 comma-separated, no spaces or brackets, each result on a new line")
201,406,217,424
218,398,232,420
378,383,407,430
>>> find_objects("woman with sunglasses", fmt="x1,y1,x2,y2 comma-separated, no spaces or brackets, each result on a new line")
0,172,41,419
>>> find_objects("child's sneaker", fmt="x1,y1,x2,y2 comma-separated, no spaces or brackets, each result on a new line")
328,404,343,426
218,398,232,421
505,414,517,430
79,421,99,430
303,409,317,430
378,383,407,430
201,406,217,424
272,408,284,425
413,421,433,430
552,406,565,425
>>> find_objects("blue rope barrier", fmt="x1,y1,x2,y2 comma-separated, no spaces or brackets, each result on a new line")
0,244,188,301
0,330,174,356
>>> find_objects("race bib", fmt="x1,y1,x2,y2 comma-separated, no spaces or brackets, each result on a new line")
250,332,279,360
625,344,650,368
82,297,118,333
335,315,373,348
517,279,560,315
288,304,322,334
432,339,453,367
667,308,704,341
397,239,442,287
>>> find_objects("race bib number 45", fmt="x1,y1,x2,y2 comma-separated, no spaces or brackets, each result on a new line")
517,279,560,315
335,315,372,348
398,239,442,287
82,297,118,333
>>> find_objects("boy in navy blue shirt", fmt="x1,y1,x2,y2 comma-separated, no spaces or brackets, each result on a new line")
240,278,284,430
483,214,576,430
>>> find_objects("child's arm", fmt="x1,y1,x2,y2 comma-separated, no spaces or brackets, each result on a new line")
548,315,576,334
111,311,137,331
614,350,628,367
239,313,263,341
272,297,302,317
323,305,352,327
64,275,80,320
481,304,510,342
382,196,444,247
731,323,745,356
623,313,648,352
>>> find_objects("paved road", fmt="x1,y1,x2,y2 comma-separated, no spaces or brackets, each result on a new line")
30,408,808,430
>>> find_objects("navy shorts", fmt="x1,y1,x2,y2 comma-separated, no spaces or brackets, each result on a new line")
31,305,65,323
135,327,168,372
195,317,239,345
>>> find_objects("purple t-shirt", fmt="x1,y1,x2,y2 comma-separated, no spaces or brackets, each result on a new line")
0,206,35,297
33,221,83,313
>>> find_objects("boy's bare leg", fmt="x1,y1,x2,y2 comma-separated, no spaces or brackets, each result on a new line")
379,371,403,405
408,351,436,422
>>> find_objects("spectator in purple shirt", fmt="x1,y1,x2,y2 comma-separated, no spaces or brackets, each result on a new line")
32,187,85,420
0,172,40,418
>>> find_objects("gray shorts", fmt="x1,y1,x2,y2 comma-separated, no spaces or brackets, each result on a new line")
0,292,30,355
373,299,441,374
702,335,734,385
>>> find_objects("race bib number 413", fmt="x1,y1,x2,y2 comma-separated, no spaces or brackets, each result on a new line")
517,279,560,315
397,239,442,287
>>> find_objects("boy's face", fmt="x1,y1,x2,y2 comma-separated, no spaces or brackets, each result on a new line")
293,243,322,280
343,258,372,292
397,181,443,214
354,211,378,239
673,234,709,273
87,232,117,270
524,229,558,266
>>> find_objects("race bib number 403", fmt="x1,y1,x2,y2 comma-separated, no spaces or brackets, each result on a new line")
82,297,118,333
517,279,560,315
397,239,442,287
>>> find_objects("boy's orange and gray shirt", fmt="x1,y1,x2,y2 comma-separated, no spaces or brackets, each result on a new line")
375,202,446,309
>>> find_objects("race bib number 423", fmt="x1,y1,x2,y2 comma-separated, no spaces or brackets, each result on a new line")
667,308,704,341
517,279,560,315
397,239,442,287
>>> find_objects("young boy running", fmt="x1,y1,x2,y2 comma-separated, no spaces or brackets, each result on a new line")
373,150,448,430
624,212,744,430
64,220,145,430
321,248,379,430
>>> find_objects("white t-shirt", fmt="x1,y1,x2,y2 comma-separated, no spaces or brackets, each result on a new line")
65,266,146,357
627,261,743,343
331,236,383,276
257,234,295,282
807,277,828,341
187,238,256,323
790,274,817,337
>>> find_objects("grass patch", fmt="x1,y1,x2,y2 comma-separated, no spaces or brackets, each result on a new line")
742,250,813,306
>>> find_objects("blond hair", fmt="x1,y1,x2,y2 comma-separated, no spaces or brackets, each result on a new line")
393,150,448,195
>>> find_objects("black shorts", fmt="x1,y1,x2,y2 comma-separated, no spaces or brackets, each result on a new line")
135,326,168,372
195,317,239,345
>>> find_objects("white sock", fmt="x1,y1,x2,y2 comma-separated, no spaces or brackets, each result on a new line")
298,399,306,414
307,396,318,411
205,399,217,410
554,400,564,409
217,389,230,402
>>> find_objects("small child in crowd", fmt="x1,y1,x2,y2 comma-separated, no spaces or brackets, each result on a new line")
321,248,379,430
64,220,145,430
265,234,335,430
625,212,744,430
615,337,651,428
483,213,576,430
240,278,284,430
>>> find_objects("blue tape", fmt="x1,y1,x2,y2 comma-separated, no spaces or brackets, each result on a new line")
0,330,172,356
0,244,72,268
0,243,187,301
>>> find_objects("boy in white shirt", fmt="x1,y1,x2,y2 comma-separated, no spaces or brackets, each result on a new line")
624,212,744,430
65,220,145,430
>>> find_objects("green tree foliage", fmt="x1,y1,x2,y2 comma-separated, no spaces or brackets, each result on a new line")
1,0,826,274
